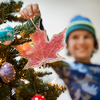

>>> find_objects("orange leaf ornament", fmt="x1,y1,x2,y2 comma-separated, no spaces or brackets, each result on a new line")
16,29,66,70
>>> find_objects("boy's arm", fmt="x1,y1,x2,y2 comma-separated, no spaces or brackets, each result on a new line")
47,61,70,80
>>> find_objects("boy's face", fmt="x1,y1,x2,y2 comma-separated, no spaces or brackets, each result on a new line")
67,30,94,61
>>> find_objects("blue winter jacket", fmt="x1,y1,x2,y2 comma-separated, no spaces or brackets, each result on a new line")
54,61,100,100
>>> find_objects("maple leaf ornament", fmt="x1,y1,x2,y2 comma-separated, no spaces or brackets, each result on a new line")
16,29,66,70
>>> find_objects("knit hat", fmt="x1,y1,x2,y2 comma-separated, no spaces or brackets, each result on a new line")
65,15,96,41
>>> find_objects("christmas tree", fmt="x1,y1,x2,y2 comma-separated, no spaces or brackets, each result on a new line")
0,0,68,100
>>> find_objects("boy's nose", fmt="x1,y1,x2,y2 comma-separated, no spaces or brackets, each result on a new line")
78,38,85,44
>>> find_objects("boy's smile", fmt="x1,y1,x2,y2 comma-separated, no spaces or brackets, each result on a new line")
67,30,94,63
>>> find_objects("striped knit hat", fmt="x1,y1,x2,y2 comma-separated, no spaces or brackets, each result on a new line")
65,15,96,41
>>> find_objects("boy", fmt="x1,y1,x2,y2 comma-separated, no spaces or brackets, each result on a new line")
59,15,100,100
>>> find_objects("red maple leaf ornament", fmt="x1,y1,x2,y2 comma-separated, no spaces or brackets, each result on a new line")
16,29,66,69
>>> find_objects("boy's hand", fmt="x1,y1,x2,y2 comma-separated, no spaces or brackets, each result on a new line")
19,3,41,20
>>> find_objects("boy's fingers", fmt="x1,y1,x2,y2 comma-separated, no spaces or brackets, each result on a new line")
19,3,41,20
32,3,38,12
23,8,29,19
32,3,41,17
26,4,34,19
19,11,26,19
19,8,28,19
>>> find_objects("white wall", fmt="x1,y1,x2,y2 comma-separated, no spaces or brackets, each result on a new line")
1,0,100,63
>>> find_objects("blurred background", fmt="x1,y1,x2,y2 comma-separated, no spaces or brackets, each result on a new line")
0,0,100,100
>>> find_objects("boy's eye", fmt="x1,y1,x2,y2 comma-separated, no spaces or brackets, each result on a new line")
84,35,90,39
73,36,78,39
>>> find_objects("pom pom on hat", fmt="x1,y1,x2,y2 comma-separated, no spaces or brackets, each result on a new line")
65,15,96,41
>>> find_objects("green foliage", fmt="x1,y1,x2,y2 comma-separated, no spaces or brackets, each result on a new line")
0,0,26,24
0,84,10,100
15,68,67,100
0,15,67,100
0,1,67,100
0,44,19,65
14,15,41,38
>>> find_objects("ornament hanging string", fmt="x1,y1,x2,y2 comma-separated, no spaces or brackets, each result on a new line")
30,18,39,31
43,62,46,68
